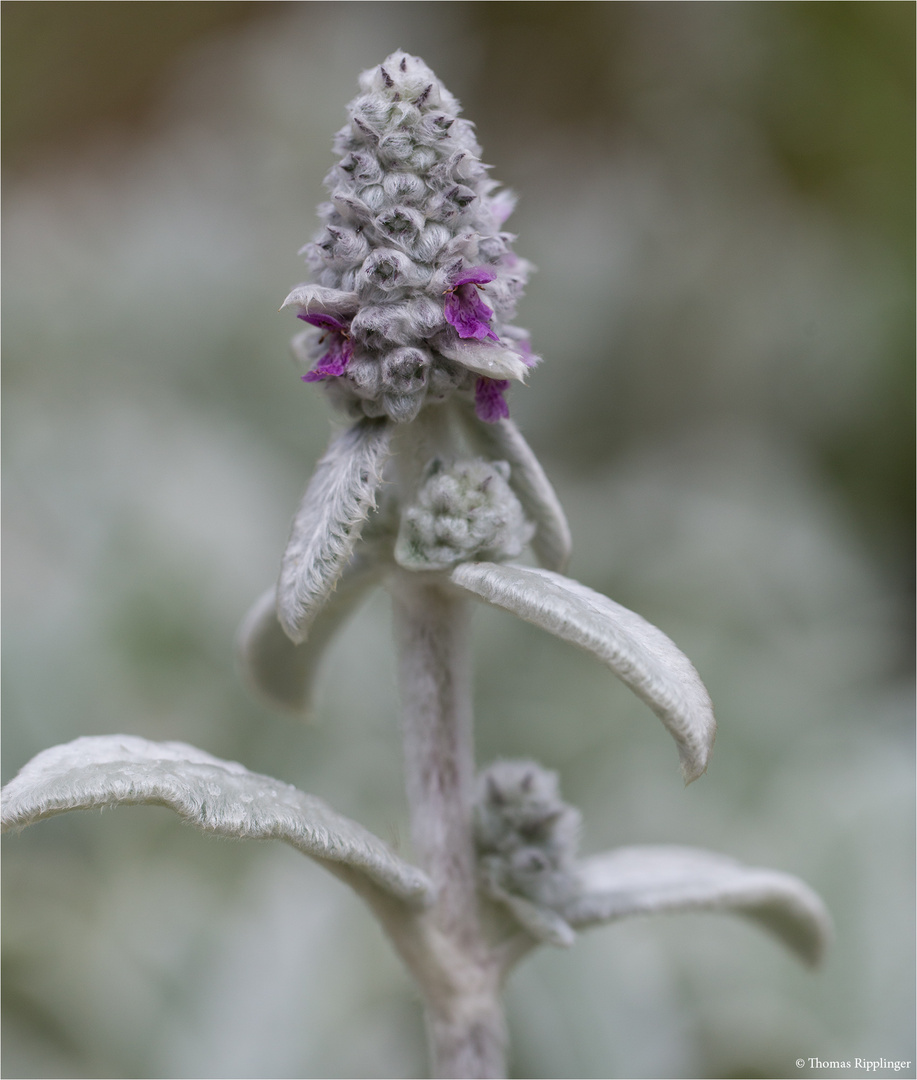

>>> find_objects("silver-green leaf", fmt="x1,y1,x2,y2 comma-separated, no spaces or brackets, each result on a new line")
278,418,393,644
281,283,360,317
485,881,576,948
459,410,571,572
1,736,433,907
437,340,530,382
238,553,381,715
450,562,716,782
562,845,831,966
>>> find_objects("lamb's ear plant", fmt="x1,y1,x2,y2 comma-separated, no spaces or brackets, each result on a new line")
1,52,831,1080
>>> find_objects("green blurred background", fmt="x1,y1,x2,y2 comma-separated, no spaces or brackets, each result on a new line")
2,3,914,1078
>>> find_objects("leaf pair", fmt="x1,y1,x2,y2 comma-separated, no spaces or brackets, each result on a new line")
271,407,572,643
247,411,715,782
0,736,830,966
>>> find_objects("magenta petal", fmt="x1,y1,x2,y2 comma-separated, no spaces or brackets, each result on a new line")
297,312,348,333
474,377,510,423
301,337,353,382
445,282,499,341
453,266,497,288
444,266,500,341
517,338,537,368
297,311,353,382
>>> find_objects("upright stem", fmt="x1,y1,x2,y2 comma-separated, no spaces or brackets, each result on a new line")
392,572,506,1079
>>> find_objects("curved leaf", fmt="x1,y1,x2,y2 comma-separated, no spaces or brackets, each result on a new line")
484,882,576,949
238,554,382,715
1,736,433,907
437,340,529,382
459,409,571,571
563,845,831,966
451,562,716,782
281,283,360,317
278,418,393,643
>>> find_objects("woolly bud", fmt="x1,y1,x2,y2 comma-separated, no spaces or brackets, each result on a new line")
474,760,581,873
474,760,582,942
394,458,535,572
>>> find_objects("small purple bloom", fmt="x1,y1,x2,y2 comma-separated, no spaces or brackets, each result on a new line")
445,268,499,342
516,337,537,368
298,312,354,381
475,377,510,423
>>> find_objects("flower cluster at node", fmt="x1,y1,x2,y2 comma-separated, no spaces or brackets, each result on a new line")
394,458,535,571
474,760,583,946
284,51,538,424
474,760,582,899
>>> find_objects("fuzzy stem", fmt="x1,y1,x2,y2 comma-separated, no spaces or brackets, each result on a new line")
392,572,507,1079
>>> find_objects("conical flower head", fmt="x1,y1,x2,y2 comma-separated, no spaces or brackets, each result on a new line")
283,51,538,424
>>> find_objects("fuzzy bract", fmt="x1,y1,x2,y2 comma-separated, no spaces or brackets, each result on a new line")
283,51,536,423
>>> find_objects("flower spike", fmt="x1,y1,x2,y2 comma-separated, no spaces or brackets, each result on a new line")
285,50,536,423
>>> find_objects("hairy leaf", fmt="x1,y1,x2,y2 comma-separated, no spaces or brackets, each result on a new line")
459,409,571,571
1,736,433,906
487,884,576,949
281,283,360,317
437,340,529,382
563,846,831,966
238,553,381,715
278,418,393,644
451,563,716,782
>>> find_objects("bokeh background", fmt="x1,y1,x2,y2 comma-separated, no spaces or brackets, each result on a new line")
3,3,914,1078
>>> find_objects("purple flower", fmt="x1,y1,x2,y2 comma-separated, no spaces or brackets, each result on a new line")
475,377,510,423
298,312,354,381
444,268,499,341
516,337,537,368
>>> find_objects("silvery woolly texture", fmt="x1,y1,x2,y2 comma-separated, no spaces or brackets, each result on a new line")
394,458,535,571
564,846,832,967
474,760,581,877
0,736,434,905
451,562,717,783
283,50,536,425
471,761,831,964
474,760,582,946
277,418,393,642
